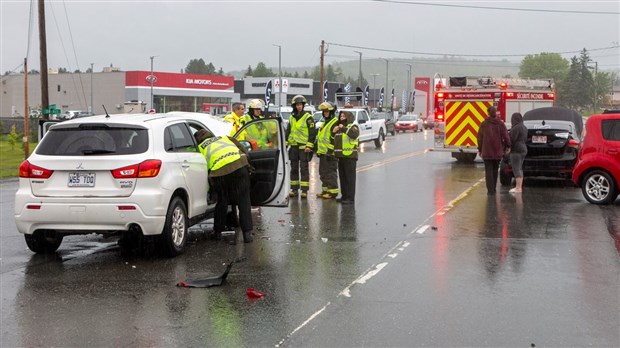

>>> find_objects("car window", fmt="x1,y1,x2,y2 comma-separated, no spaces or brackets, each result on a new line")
238,119,280,150
36,125,148,156
399,115,414,121
358,111,368,122
602,120,620,141
165,123,197,153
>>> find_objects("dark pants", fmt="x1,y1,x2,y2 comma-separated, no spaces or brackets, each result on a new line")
212,167,252,233
483,159,500,194
338,157,357,201
318,155,339,194
289,147,311,192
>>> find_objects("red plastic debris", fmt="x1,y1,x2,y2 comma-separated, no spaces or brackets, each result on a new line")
246,288,266,298
178,281,188,287
277,219,285,223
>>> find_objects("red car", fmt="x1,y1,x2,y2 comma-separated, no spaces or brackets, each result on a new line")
395,114,423,133
572,110,620,204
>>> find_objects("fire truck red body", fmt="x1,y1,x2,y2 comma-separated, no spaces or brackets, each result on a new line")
431,75,555,162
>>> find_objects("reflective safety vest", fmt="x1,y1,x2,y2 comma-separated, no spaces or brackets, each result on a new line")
288,112,312,148
316,116,338,155
223,112,244,137
198,136,241,171
335,124,359,157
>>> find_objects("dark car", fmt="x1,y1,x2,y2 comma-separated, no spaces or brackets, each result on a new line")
371,112,396,136
572,110,620,204
422,114,435,129
500,106,583,186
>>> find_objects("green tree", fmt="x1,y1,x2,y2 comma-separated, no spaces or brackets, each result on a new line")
217,67,224,75
8,125,19,150
519,52,569,83
58,67,68,73
302,71,309,78
253,62,275,77
245,65,253,77
185,58,217,74
73,69,81,73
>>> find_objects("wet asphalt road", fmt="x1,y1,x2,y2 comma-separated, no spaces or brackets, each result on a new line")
1,130,619,347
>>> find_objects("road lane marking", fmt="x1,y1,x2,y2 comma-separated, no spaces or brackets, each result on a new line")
275,165,484,347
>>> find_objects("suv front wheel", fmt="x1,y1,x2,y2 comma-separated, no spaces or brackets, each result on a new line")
159,197,189,256
582,170,618,205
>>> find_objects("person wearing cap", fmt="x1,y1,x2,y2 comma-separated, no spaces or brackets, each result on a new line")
194,129,254,243
315,101,340,199
223,102,246,137
285,95,316,198
333,110,359,204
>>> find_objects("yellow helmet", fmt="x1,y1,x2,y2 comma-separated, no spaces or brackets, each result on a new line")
248,99,265,111
319,102,335,111
291,95,307,106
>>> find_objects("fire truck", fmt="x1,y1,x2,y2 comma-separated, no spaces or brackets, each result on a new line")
431,75,555,162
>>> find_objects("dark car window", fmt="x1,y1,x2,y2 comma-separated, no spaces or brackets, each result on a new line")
602,120,620,141
165,123,197,153
36,125,148,156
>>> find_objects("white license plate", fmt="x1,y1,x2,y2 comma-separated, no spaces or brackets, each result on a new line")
68,173,96,187
532,135,547,144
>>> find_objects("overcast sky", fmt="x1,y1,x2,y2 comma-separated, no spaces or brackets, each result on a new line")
1,0,618,76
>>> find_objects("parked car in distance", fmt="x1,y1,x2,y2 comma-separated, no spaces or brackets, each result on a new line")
371,112,396,136
395,114,423,133
572,110,620,204
500,106,583,186
422,114,435,129
15,112,289,256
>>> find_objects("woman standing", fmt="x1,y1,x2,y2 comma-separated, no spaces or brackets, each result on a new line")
509,112,527,193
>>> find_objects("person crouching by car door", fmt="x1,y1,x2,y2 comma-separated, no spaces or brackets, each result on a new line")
333,111,360,204
195,129,254,244
316,102,340,199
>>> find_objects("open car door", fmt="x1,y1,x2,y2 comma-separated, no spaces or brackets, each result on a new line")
234,118,289,207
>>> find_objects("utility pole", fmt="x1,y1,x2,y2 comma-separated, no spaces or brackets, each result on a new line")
593,61,598,112
354,50,362,89
273,44,282,111
383,59,389,110
320,40,325,102
38,0,49,119
24,57,29,158
90,63,94,114
149,56,155,111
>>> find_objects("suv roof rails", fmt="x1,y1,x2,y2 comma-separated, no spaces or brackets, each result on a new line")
602,109,620,114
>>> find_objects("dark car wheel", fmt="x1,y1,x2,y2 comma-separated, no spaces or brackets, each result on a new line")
499,170,513,186
374,129,385,148
582,170,618,205
25,230,63,254
159,197,188,256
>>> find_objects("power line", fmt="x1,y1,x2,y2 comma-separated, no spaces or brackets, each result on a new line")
326,42,620,58
371,0,620,15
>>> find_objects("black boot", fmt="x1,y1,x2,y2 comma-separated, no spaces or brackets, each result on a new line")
243,230,254,243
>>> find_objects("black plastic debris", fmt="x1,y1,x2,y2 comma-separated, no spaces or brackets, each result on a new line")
177,261,234,288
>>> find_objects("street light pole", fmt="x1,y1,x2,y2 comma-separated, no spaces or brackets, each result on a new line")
593,61,598,112
406,64,412,113
273,44,282,113
354,50,362,89
383,59,389,110
90,63,93,114
150,56,155,111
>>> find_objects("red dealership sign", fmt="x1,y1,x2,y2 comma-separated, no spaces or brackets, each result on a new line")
126,71,234,90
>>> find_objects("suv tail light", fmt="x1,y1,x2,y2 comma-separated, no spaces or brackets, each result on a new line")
567,139,580,149
18,161,54,179
112,160,162,178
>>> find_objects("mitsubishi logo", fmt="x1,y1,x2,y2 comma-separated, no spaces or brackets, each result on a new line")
76,163,84,170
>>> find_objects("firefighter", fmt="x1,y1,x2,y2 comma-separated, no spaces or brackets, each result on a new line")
315,101,340,199
194,129,254,243
286,95,316,198
333,110,359,204
240,99,265,125
223,102,246,137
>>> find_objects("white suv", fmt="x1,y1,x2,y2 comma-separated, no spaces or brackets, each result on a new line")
14,112,289,256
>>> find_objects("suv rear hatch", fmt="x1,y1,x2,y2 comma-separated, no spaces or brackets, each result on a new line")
27,123,151,197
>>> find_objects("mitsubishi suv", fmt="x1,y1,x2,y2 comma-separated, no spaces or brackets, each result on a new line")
14,112,289,256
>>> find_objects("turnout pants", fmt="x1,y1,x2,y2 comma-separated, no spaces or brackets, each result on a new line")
318,154,339,194
212,167,252,233
338,157,357,201
289,147,311,192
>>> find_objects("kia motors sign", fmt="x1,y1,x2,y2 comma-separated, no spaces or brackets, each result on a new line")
126,71,234,90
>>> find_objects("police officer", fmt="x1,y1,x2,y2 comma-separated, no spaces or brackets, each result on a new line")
286,95,316,198
223,102,246,137
333,110,359,204
194,129,254,243
315,101,340,199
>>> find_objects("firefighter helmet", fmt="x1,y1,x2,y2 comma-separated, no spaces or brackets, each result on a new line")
248,99,265,111
319,101,335,111
291,95,307,106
